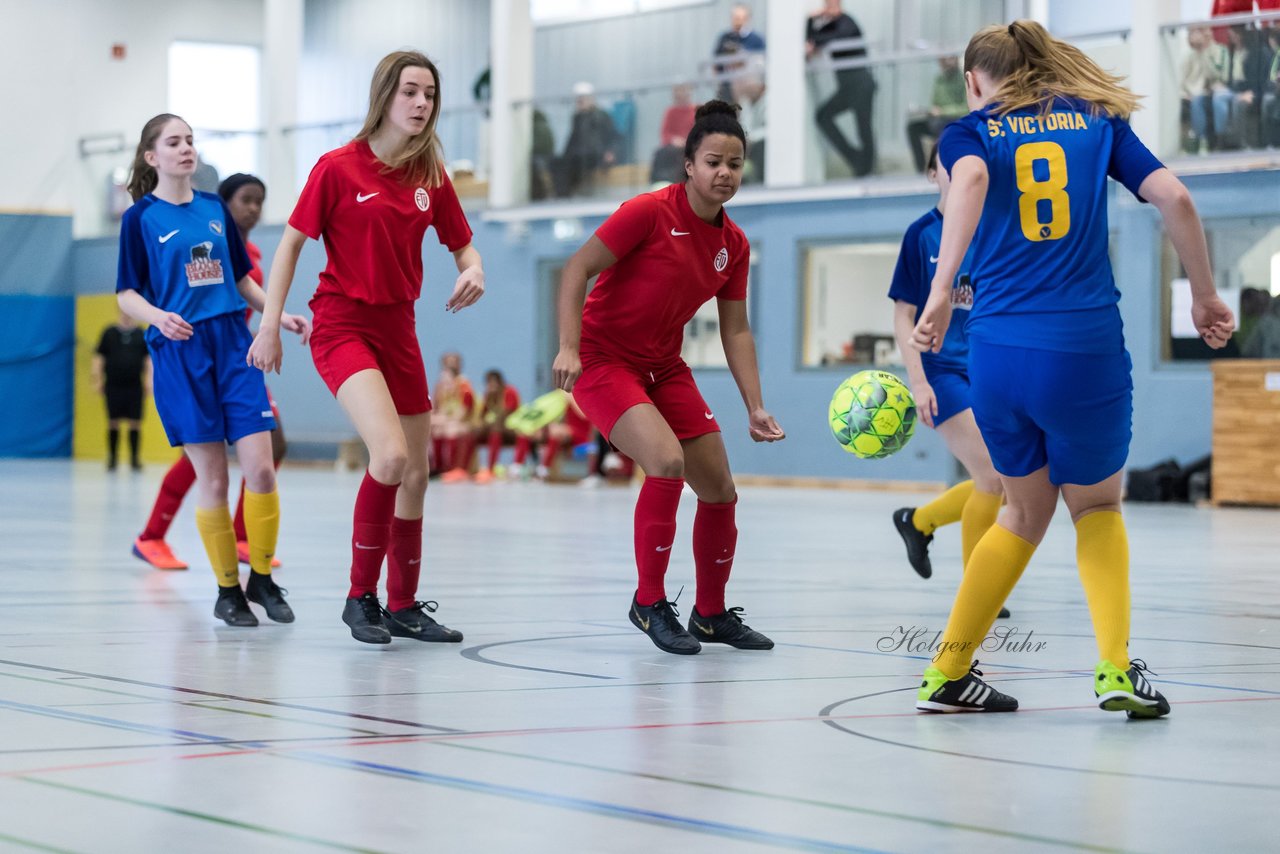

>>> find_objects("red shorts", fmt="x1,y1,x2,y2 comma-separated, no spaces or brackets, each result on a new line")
564,406,593,446
573,356,720,442
309,294,430,415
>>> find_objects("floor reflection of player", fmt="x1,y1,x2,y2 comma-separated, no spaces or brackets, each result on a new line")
554,101,785,656
887,142,1010,619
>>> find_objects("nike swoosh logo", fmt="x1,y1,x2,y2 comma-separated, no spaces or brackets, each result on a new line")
704,412,715,420
670,228,690,236
694,622,715,636
354,543,379,550
929,255,940,263
633,606,650,631
356,192,379,202
655,545,672,552
408,558,421,565
714,556,734,564
158,230,179,243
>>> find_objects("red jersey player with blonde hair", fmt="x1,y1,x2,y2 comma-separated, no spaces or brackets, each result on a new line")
250,50,484,645
554,100,785,655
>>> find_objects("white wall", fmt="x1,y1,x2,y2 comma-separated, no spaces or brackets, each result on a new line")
0,0,263,226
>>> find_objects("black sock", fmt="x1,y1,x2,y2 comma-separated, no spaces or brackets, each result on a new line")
128,428,140,466
108,428,119,467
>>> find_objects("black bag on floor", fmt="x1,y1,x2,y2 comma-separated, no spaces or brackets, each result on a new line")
1126,459,1183,502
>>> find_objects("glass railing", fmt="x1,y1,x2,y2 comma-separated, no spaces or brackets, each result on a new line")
74,105,491,239
803,48,968,183
74,129,266,239
1160,10,1280,161
513,67,767,207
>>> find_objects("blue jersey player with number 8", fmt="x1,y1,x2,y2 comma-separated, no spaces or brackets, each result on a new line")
909,21,1235,716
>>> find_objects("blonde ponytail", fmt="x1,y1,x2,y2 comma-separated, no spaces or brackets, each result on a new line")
965,20,1140,118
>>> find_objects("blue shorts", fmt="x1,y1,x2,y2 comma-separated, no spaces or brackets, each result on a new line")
148,312,276,447
923,368,972,428
968,339,1132,486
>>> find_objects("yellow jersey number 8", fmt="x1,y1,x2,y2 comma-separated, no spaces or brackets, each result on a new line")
1015,141,1070,242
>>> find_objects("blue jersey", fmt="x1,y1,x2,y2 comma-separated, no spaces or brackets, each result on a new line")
887,207,975,375
116,191,252,346
938,98,1163,354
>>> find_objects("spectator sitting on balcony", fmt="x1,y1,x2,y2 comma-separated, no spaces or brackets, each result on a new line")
530,107,555,200
905,55,967,173
1180,25,1232,153
713,4,766,101
650,83,697,185
551,82,621,198
1221,26,1271,148
1261,28,1280,147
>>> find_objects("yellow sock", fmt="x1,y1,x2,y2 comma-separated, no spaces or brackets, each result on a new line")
913,480,974,534
1075,510,1130,669
242,488,280,577
934,524,1036,679
961,489,1003,571
195,505,240,588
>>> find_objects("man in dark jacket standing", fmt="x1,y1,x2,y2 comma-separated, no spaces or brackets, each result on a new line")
807,0,876,177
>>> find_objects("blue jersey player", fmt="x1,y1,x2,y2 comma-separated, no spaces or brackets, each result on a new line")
909,22,1234,716
888,143,1007,619
116,114,309,628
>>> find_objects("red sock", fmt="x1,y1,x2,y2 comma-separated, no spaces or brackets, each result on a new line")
693,498,737,616
348,471,399,599
486,431,503,471
457,435,475,471
540,437,562,468
431,437,445,473
514,435,532,465
634,476,684,606
386,516,423,611
141,455,197,540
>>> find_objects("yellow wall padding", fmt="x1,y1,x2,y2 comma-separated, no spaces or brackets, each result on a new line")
74,294,180,464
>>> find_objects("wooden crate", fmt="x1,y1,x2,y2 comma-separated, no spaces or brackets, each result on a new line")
1211,360,1280,506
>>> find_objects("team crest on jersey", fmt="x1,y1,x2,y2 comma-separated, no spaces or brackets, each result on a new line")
414,187,430,211
209,220,223,236
185,241,225,287
713,247,728,272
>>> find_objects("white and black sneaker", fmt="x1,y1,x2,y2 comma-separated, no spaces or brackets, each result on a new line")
916,661,1018,713
1095,659,1170,719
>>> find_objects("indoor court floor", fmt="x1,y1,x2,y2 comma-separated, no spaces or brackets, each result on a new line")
0,458,1275,853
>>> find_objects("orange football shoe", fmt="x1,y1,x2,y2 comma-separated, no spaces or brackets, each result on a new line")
132,537,189,571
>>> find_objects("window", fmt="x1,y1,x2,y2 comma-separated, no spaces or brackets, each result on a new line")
801,241,901,368
168,41,261,184
1162,217,1280,361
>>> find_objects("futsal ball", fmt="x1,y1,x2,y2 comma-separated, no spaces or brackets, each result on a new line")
829,370,917,459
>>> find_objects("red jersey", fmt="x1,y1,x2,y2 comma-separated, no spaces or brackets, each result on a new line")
481,386,520,424
289,140,473,305
581,183,748,368
244,239,263,324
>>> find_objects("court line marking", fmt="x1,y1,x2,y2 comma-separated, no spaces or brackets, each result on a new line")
16,777,389,854
0,831,78,854
0,658,462,733
820,686,1280,791
431,740,1131,852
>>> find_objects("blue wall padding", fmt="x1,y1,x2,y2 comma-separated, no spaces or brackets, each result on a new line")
0,295,74,456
